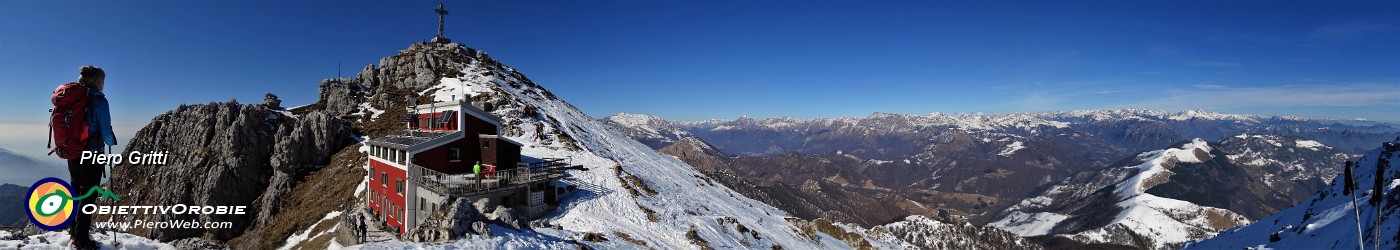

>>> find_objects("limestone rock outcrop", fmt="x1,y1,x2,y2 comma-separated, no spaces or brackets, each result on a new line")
107,101,353,242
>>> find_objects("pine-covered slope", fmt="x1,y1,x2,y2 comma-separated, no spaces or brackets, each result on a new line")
1186,139,1400,249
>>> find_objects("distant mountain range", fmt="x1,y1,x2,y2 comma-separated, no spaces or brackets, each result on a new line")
604,110,1396,249
607,109,1397,156
0,183,27,228
0,147,66,229
0,147,67,187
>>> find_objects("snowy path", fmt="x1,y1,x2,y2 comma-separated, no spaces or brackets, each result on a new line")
347,200,399,244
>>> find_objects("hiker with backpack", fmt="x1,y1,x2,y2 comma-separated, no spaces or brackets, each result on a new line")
49,65,117,250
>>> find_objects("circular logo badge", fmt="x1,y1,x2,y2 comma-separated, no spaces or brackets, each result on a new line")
27,177,75,231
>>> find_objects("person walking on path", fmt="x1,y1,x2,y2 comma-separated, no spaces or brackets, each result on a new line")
357,214,367,243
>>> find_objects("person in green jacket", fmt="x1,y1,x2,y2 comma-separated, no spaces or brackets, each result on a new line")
473,161,482,187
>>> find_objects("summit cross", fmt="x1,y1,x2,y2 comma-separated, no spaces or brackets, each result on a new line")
434,3,449,38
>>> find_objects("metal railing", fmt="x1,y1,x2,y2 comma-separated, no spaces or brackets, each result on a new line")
411,164,531,196
527,158,571,181
409,158,576,197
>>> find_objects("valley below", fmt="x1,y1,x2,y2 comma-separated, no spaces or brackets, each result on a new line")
604,110,1399,249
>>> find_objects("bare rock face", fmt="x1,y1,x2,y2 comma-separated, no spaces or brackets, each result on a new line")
270,112,355,174
252,111,355,230
262,93,282,110
407,197,530,242
489,206,525,230
107,101,353,242
108,101,283,241
319,42,477,119
317,78,367,116
352,42,475,110
170,237,229,250
407,197,492,242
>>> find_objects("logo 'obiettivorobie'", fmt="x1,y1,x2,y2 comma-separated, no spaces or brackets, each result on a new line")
26,177,122,231
27,177,75,231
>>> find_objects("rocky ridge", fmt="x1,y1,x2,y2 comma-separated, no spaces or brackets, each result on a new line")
105,99,354,242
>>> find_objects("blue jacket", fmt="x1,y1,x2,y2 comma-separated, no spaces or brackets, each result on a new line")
86,88,116,151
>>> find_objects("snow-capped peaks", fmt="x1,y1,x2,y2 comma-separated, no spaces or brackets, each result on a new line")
604,112,666,128
1169,108,1212,121
600,112,694,149
1044,108,1263,123
868,112,902,119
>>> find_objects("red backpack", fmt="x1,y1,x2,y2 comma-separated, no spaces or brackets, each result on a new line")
49,82,91,159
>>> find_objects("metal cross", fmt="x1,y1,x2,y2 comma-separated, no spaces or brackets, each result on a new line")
435,3,449,38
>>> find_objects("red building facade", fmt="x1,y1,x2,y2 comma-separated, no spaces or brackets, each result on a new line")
364,99,521,233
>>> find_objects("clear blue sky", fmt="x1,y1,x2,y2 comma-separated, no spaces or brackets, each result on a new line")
2,1,1398,135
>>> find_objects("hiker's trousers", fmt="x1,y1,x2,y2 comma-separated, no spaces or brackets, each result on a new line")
67,157,103,242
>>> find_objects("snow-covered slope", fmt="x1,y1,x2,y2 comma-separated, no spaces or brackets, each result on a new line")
1186,139,1400,249
600,112,693,149
861,215,1043,250
989,138,1251,249
358,42,860,249
0,231,177,249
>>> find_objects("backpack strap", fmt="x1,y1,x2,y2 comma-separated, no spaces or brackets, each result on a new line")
47,111,53,149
